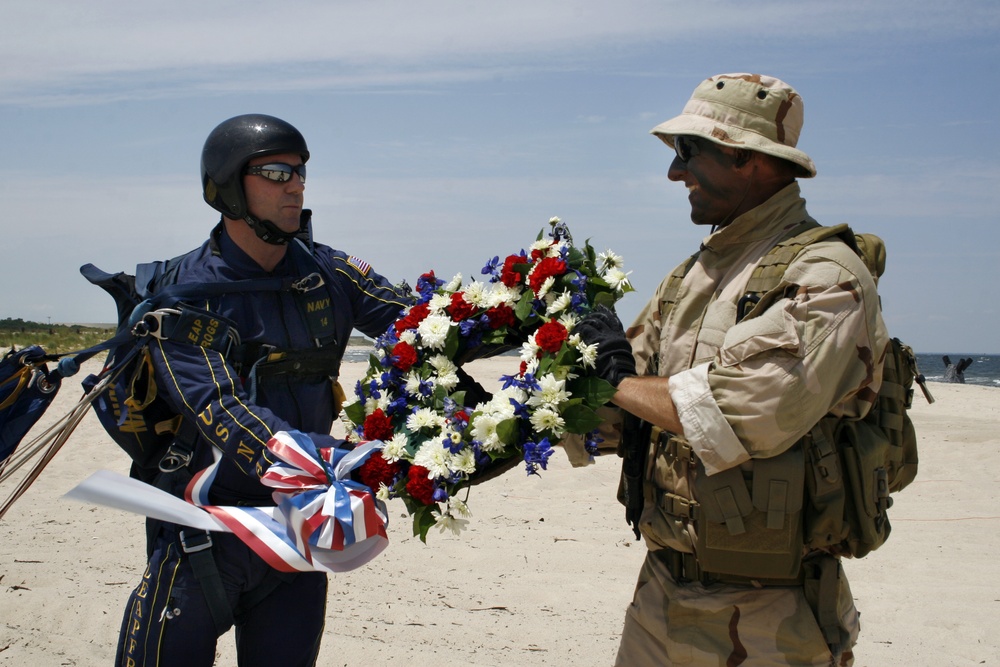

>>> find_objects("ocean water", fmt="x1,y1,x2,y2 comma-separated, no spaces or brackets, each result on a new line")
915,353,1000,389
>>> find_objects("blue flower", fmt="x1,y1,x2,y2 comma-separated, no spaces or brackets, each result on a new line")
481,255,501,279
584,429,604,456
523,437,554,475
432,487,449,503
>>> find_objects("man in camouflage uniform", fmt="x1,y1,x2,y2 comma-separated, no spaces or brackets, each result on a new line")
576,74,889,665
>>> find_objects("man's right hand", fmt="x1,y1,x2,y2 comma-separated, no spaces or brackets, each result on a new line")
574,305,637,388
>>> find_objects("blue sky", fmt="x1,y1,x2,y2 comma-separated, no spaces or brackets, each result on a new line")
2,1,998,354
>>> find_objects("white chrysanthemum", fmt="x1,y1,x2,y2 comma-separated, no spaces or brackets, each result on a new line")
485,283,519,307
417,314,453,350
529,407,566,437
520,336,541,363
433,509,469,536
451,448,477,475
404,372,424,397
484,387,526,418
471,413,504,452
529,239,550,255
345,430,362,444
572,336,598,369
549,216,561,225
449,497,472,518
375,483,391,502
407,407,444,433
364,395,390,414
463,281,489,307
427,354,459,391
398,329,417,345
534,275,556,298
374,348,387,361
545,291,572,316
559,312,579,330
527,374,571,409
443,273,463,293
428,293,451,314
604,267,633,292
413,442,453,478
380,433,409,463
522,356,540,377
597,249,625,272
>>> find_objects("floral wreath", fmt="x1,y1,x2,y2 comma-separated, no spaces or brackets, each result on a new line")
344,218,632,540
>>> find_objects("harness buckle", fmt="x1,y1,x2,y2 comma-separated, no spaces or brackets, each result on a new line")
133,308,182,339
292,272,325,293
179,529,213,554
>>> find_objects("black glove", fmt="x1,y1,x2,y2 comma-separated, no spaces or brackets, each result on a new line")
574,305,637,387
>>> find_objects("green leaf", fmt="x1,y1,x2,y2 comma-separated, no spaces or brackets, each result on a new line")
561,402,604,434
343,401,365,426
444,326,460,358
569,375,618,406
592,291,616,310
409,505,437,543
496,417,521,446
514,290,535,322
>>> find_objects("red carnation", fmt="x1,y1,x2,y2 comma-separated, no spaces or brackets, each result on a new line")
485,303,516,330
363,408,395,442
356,451,401,491
500,253,528,288
535,319,568,354
446,291,478,321
405,465,436,505
394,302,430,334
528,257,567,294
392,340,418,371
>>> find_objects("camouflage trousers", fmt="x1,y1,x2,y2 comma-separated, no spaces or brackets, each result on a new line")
614,551,860,666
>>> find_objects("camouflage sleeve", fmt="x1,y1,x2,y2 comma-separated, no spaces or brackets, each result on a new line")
627,276,668,376
670,241,889,475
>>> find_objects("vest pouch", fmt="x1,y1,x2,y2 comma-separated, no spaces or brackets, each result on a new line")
693,449,804,579
836,419,893,557
641,431,698,552
803,420,850,550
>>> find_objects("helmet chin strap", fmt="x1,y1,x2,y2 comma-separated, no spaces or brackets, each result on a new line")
244,213,298,246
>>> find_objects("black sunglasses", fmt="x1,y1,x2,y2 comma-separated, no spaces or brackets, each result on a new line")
673,136,700,163
245,162,307,183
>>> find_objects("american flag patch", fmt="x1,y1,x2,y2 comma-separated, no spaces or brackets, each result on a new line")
348,256,371,276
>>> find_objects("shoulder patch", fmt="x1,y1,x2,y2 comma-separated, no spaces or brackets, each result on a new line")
348,255,372,277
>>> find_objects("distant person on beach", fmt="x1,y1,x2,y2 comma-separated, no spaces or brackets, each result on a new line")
576,74,889,665
943,355,973,383
113,114,411,666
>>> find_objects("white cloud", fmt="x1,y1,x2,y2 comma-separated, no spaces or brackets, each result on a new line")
3,1,997,105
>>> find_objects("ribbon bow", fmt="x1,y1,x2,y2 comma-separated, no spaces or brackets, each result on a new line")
194,431,389,573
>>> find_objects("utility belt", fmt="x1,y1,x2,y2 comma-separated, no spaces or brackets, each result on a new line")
651,546,806,587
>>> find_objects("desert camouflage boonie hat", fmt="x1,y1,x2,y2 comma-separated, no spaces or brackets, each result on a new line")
651,73,816,178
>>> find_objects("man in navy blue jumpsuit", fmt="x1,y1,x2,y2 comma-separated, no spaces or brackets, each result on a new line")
115,114,411,667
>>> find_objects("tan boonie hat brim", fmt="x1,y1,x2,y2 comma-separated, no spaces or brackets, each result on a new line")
651,73,816,178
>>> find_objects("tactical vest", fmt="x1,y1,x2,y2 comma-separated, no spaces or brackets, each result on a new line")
643,222,928,580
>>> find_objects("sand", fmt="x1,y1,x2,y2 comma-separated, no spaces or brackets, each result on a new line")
0,357,997,666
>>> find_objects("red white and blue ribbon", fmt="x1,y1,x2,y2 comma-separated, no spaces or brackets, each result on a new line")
186,431,388,573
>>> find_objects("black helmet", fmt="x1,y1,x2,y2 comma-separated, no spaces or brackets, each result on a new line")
201,114,310,219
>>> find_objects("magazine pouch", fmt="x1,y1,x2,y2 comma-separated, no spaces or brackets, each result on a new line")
693,446,804,579
835,418,894,558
